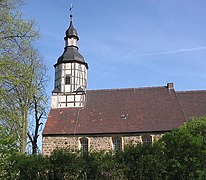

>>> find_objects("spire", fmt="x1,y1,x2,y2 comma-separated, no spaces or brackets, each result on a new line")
51,5,88,108
55,4,88,68
69,4,73,21
65,4,79,40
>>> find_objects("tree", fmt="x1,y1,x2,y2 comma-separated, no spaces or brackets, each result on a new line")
0,126,18,179
116,143,166,180
160,116,206,179
27,92,48,154
0,0,38,53
0,0,48,154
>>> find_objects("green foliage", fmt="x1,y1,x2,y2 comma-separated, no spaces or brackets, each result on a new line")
0,0,39,55
49,149,81,180
0,0,48,154
79,151,124,180
0,126,18,179
6,154,49,180
160,116,206,179
49,149,124,180
116,143,166,180
91,151,124,179
1,116,206,179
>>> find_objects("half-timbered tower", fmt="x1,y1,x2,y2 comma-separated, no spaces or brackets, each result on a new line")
51,14,88,108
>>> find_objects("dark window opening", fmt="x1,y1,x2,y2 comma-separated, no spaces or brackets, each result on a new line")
80,138,88,155
65,75,71,85
142,135,152,145
112,137,122,152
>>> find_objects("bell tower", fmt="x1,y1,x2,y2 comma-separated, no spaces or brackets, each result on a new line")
51,6,88,108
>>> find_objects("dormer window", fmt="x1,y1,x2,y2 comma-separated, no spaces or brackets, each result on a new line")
65,75,71,85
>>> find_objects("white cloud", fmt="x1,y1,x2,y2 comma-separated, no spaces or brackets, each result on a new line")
132,46,206,57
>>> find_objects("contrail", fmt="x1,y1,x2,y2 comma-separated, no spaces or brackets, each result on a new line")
133,46,206,57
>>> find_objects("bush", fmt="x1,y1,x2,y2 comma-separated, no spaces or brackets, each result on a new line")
49,148,81,180
160,116,206,179
7,154,49,180
2,116,206,179
116,143,166,180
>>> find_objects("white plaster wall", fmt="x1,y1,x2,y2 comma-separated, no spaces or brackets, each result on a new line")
65,37,78,47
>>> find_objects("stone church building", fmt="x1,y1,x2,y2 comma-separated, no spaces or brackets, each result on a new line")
42,16,206,155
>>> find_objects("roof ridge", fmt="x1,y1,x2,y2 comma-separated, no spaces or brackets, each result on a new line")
87,86,166,92
177,90,206,93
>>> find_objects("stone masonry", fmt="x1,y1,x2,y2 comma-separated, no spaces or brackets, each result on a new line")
42,133,163,156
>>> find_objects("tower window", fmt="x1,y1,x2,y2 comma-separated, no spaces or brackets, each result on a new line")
80,138,88,155
65,75,71,85
142,135,152,145
112,137,122,152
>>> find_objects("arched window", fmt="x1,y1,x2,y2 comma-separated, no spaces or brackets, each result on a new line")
112,137,122,152
80,138,88,155
142,135,152,145
65,75,71,85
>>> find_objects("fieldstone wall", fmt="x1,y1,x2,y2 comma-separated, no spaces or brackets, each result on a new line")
123,135,142,146
42,136,79,156
89,136,112,151
42,133,164,156
123,133,163,147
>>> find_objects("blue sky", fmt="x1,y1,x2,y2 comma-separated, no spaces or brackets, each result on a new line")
22,0,206,93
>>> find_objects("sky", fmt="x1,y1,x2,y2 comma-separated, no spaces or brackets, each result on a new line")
22,0,206,95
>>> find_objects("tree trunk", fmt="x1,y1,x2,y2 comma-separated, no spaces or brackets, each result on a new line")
20,107,28,154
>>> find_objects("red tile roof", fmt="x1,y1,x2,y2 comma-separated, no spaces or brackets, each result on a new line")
43,86,188,135
177,90,206,120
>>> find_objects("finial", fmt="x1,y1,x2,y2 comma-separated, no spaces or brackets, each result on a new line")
69,4,73,21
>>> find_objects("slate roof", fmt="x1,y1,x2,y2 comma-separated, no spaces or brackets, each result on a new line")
65,21,79,40
54,20,88,68
56,46,86,66
43,86,196,136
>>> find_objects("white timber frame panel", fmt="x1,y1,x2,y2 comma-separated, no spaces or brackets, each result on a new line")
52,62,87,108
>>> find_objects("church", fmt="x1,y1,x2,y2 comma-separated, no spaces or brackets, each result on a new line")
42,14,206,155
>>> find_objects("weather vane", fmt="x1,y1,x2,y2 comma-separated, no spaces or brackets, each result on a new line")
69,4,73,21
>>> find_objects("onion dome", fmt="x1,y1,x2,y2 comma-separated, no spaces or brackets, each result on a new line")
54,19,88,69
65,21,79,40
